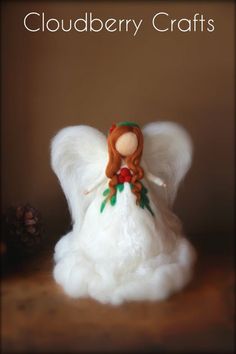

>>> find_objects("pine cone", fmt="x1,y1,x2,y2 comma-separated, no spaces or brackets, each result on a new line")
3,204,44,257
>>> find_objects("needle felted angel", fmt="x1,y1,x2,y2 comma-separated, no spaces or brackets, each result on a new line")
51,121,196,304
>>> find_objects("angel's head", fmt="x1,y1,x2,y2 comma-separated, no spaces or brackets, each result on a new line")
105,122,144,204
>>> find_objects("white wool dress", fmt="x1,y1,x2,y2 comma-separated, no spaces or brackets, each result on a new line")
51,122,196,305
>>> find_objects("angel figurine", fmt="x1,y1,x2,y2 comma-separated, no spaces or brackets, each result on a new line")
51,121,196,304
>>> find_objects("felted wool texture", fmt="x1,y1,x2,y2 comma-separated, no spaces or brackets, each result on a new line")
51,122,196,304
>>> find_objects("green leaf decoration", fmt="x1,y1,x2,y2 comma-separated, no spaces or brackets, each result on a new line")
118,121,139,128
142,194,149,205
142,185,148,194
100,199,107,213
110,194,117,206
116,183,124,192
140,200,145,209
100,181,154,216
103,188,110,197
145,203,155,216
140,183,155,216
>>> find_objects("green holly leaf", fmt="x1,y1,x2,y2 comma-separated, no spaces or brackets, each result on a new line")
146,203,154,216
141,194,149,204
117,183,124,192
100,200,107,213
110,195,117,206
140,200,145,209
141,183,148,194
103,188,110,197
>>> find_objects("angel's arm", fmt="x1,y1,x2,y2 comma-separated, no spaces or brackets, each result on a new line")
145,170,166,188
84,174,107,195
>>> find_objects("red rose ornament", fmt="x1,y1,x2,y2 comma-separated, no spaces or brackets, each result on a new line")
118,168,132,183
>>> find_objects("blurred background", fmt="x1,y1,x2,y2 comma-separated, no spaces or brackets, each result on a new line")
1,1,234,255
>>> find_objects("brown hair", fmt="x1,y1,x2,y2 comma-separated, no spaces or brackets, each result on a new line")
105,125,144,204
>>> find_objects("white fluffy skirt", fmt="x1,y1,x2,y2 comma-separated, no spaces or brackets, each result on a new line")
53,182,196,305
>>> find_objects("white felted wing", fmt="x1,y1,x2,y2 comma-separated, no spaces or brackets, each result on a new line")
142,122,193,206
51,125,108,227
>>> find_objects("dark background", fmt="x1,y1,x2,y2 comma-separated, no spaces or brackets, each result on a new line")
1,1,235,254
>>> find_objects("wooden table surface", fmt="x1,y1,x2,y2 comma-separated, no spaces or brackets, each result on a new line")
1,244,235,354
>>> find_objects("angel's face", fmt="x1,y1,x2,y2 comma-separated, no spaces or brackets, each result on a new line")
115,132,138,157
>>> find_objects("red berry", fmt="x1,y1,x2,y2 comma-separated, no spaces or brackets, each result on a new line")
125,175,132,183
120,167,131,177
118,175,125,183
109,123,116,134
